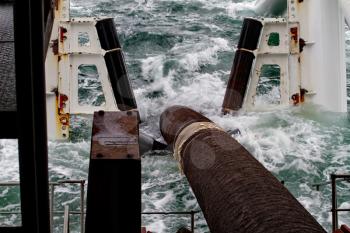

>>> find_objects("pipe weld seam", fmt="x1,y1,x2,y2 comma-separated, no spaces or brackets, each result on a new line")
173,122,224,174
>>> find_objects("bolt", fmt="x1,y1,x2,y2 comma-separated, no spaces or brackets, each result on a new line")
127,111,132,116
98,110,105,116
96,153,103,158
127,154,133,159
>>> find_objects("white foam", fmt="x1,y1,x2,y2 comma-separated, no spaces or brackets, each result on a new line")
226,1,257,17
177,38,230,72
0,140,19,182
195,0,257,15
48,140,90,179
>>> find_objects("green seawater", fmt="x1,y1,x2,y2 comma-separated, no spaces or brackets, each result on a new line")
0,0,350,232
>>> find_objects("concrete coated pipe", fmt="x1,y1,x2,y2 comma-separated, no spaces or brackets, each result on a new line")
160,105,326,233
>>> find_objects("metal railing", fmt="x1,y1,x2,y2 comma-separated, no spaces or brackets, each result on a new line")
312,174,350,232
142,210,201,232
63,205,70,233
0,180,86,233
49,180,86,233
0,180,201,232
330,174,350,232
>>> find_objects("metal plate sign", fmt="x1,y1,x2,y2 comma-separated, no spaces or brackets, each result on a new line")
91,111,140,160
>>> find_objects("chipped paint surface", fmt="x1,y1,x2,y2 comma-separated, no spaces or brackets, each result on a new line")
91,111,140,160
45,0,119,140
243,0,347,112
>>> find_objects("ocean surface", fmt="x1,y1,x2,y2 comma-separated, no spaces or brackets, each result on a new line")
0,0,350,232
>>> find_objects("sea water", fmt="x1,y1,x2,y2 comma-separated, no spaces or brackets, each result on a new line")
0,0,349,232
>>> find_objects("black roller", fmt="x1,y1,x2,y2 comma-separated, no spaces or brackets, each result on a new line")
104,49,137,111
222,18,263,112
96,18,137,111
95,18,121,50
237,18,263,50
222,49,255,111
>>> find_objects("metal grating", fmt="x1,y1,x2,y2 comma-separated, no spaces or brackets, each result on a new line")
0,3,16,112
0,4,14,42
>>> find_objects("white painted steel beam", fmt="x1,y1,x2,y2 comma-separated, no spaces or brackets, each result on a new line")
296,0,347,112
251,0,347,112
45,0,120,140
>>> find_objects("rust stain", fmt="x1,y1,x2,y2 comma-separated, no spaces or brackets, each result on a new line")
59,94,68,110
55,92,69,138
290,27,299,54
55,0,59,10
292,89,308,105
58,94,69,135
291,93,300,105
91,111,140,160
51,39,58,55
291,27,298,42
60,27,67,43
300,88,308,103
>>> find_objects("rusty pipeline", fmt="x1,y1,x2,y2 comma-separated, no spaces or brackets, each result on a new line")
160,106,326,233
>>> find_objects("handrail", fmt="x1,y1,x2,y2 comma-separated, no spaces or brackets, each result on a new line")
142,210,201,232
63,205,70,233
330,174,350,232
0,180,201,232
312,174,350,231
0,180,85,233
312,177,350,191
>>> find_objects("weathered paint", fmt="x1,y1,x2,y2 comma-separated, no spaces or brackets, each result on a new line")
45,0,128,140
90,111,140,160
243,18,292,110
242,0,347,112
